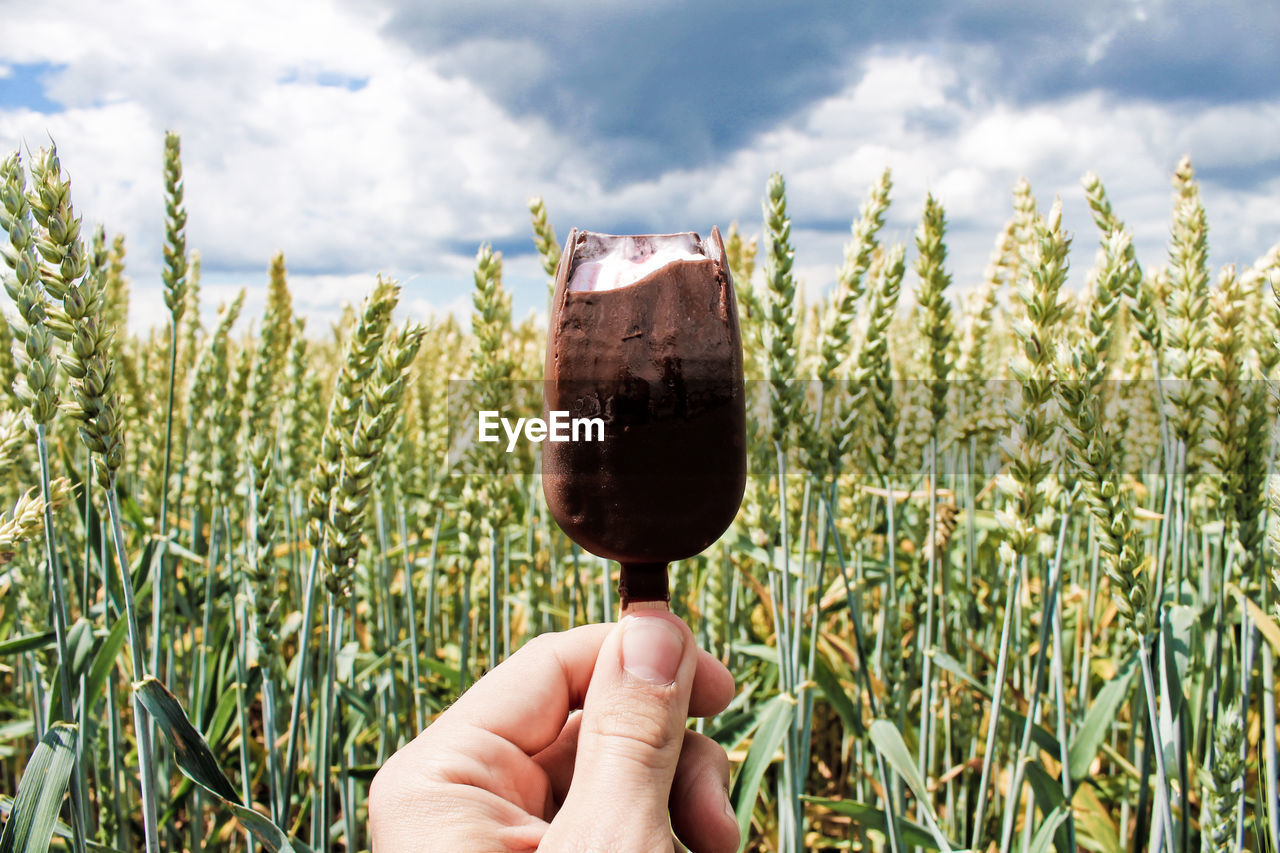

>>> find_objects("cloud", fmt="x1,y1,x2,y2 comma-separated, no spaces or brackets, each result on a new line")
526,47,1280,305
375,0,1280,186
374,0,886,182
0,0,571,327
996,1,1280,104
0,0,1277,337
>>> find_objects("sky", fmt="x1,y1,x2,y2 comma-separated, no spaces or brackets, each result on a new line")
1,0,1278,334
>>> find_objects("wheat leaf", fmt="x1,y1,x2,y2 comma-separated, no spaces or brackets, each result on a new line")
730,693,794,851
0,722,77,853
135,677,313,853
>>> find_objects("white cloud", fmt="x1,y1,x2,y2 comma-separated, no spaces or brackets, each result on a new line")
1,0,569,331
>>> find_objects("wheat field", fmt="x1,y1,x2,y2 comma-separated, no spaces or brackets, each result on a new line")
0,132,1278,853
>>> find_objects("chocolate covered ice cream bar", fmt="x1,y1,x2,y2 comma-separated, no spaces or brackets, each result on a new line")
542,227,747,606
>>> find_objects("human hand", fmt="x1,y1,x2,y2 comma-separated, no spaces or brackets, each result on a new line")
369,610,739,852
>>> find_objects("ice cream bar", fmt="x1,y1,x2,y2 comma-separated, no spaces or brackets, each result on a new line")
542,227,747,607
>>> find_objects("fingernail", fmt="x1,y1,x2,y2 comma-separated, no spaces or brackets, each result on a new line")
723,786,737,821
621,614,685,684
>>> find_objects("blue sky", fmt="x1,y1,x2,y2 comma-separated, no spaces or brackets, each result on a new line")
1,0,1278,332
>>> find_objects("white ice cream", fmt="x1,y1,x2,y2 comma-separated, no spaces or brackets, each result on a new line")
568,235,705,292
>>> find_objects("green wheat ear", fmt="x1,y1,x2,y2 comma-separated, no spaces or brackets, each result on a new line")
1010,175,1039,283
26,144,87,302
955,220,1013,428
862,243,906,481
2,151,60,426
914,191,953,430
104,232,130,338
762,172,800,448
18,153,124,478
0,483,54,554
818,167,891,386
725,220,758,286
726,221,765,381
803,169,892,481
469,243,515,514
184,290,244,502
311,277,399,599
246,252,295,659
161,131,188,324
527,196,560,295
1000,197,1070,557
1206,265,1247,518
1199,704,1243,850
1164,155,1212,450
325,318,424,602
282,317,321,490
1083,173,1149,354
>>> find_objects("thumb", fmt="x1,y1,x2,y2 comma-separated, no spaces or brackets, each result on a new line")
553,609,697,846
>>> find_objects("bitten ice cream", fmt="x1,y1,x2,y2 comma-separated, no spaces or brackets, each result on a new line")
542,228,747,607
567,235,706,293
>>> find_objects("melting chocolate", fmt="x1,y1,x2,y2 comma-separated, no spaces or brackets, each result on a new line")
542,227,747,606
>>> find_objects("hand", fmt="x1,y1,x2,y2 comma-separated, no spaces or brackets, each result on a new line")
369,610,740,852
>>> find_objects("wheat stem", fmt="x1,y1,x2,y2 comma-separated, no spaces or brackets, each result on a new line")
104,474,160,853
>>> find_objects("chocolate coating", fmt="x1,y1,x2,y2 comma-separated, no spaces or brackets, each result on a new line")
542,227,747,582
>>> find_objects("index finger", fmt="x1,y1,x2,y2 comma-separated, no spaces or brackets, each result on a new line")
427,622,734,757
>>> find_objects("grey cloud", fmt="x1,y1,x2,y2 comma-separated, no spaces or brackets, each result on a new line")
1199,159,1280,192
443,236,538,261
371,0,1278,189
373,0,899,182
961,2,1280,104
